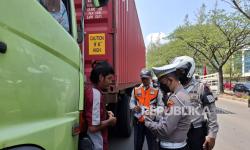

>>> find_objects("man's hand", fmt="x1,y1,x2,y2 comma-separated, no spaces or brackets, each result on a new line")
203,137,215,150
143,109,156,121
108,111,116,126
108,116,117,126
133,105,142,113
144,109,150,116
107,111,114,117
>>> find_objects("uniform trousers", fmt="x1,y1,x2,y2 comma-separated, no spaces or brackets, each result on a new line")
187,125,206,150
134,119,157,150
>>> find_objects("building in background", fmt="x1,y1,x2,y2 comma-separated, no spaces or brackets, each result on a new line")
242,48,250,77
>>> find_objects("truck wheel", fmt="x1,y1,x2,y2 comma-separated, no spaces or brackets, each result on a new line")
116,94,133,137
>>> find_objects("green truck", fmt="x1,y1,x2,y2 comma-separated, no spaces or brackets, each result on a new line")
0,0,107,149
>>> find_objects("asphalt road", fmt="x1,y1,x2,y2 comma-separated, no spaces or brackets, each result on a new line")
109,129,148,150
109,97,250,150
214,97,250,150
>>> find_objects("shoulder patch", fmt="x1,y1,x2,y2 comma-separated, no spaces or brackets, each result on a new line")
201,85,215,105
207,95,215,103
167,99,175,108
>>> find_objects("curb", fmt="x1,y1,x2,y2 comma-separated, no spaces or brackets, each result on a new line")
218,93,248,103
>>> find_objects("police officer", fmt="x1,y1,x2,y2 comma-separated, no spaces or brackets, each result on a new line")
171,56,219,150
144,63,192,150
130,69,164,150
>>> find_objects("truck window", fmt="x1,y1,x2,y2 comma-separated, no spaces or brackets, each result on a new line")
38,0,71,34
61,0,73,34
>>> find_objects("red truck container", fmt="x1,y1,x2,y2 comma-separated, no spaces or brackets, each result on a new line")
75,0,145,137
84,0,145,88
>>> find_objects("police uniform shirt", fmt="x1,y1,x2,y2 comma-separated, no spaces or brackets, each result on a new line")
144,85,192,144
184,78,219,138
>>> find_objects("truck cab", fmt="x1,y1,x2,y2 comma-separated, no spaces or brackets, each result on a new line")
0,0,107,149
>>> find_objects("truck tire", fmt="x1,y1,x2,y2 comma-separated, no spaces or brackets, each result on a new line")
116,94,133,137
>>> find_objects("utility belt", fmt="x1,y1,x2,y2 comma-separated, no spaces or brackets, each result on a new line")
191,122,202,128
160,141,187,149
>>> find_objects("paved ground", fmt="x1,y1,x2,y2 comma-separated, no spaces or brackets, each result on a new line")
214,97,250,150
109,97,250,150
109,129,148,150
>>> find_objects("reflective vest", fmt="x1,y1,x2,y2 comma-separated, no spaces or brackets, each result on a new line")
134,86,159,108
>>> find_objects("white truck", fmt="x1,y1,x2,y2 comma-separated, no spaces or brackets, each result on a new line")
199,73,220,100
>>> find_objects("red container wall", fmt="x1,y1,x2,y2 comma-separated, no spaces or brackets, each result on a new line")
84,0,114,81
114,0,145,90
83,0,145,90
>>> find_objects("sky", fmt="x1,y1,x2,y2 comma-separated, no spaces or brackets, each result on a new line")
134,0,234,46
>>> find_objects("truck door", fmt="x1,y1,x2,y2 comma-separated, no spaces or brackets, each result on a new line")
0,0,80,149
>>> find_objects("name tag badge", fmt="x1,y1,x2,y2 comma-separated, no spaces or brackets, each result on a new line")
190,93,198,100
150,90,155,95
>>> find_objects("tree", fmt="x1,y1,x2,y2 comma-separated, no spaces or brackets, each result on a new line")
226,0,250,20
147,40,190,68
146,37,209,73
184,14,190,26
223,51,242,87
170,9,250,93
196,3,207,24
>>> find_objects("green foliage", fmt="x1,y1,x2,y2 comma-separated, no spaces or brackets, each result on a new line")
147,3,250,93
196,3,207,24
223,51,242,77
230,0,250,20
169,8,250,70
147,40,190,68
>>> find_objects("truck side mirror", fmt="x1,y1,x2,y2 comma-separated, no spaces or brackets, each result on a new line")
77,24,83,44
92,0,109,8
77,0,86,44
